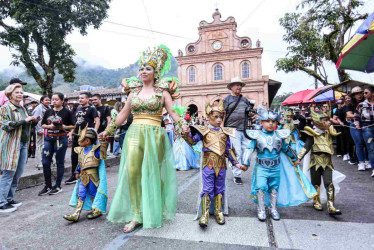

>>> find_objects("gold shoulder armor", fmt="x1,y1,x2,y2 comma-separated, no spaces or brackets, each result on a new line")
329,125,341,136
302,126,321,137
74,146,84,154
191,125,210,136
222,127,236,138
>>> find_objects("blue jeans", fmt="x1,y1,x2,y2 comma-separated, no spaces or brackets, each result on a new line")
119,130,127,150
0,142,28,206
167,131,174,146
42,135,68,188
350,123,368,163
230,130,251,178
362,126,374,169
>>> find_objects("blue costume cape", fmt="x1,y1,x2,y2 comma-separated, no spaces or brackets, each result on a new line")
250,151,316,207
69,159,108,213
173,138,200,170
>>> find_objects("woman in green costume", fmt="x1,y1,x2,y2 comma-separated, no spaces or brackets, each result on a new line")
100,45,181,233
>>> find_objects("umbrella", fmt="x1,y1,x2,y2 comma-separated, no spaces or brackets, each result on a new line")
307,80,373,99
336,12,374,72
282,89,314,106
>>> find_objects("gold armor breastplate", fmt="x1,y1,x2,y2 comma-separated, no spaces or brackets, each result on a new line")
312,132,334,155
74,145,100,186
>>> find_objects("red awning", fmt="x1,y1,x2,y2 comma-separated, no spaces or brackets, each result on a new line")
302,87,324,103
282,89,314,105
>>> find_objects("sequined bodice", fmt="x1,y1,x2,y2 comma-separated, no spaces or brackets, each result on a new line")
131,88,163,115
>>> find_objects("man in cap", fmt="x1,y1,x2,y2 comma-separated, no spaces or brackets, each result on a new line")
223,77,251,185
0,78,27,106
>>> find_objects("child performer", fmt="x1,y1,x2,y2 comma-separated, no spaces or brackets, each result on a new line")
64,125,108,222
279,109,303,153
182,99,243,227
243,106,316,221
297,108,343,215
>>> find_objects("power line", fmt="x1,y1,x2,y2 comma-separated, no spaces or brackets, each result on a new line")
141,0,156,41
238,0,268,27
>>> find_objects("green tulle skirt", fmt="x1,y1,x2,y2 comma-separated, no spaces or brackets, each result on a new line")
107,124,177,228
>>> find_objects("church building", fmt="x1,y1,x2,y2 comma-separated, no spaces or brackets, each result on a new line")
176,9,281,117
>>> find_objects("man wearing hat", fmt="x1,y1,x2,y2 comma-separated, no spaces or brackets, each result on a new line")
0,78,27,107
223,77,251,185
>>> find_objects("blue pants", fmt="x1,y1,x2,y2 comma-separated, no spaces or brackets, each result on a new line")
78,180,98,201
167,131,174,146
42,135,68,188
201,167,226,200
119,130,127,150
230,130,251,178
362,126,374,169
0,142,28,206
350,123,368,163
255,164,280,193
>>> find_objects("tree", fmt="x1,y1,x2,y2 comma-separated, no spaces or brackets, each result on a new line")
270,92,293,110
0,0,111,95
276,0,368,85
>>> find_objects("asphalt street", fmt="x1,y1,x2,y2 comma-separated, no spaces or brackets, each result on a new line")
0,156,373,250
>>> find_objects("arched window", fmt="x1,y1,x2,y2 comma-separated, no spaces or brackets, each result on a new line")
214,64,223,81
242,62,250,79
188,66,196,83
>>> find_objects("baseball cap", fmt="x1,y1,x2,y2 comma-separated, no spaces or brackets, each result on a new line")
9,78,27,85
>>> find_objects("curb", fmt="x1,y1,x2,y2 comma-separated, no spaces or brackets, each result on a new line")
17,157,120,190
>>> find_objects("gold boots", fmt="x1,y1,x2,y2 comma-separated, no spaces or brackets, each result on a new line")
214,193,225,225
327,183,342,215
313,185,323,211
199,193,211,227
64,198,84,222
87,208,102,219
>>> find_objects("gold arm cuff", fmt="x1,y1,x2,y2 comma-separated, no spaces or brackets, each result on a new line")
182,134,196,146
228,148,238,163
105,120,117,136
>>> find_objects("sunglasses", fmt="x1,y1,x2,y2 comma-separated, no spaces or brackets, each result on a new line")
354,92,363,95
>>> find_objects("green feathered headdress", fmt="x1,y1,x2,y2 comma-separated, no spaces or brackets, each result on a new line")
138,44,172,79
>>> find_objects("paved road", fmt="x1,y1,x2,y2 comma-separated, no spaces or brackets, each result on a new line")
0,156,373,249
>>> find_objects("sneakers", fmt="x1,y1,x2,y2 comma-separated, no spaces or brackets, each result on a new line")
233,177,243,185
358,163,366,171
49,186,62,195
337,155,342,157
65,176,77,185
372,170,374,178
0,203,17,213
38,186,52,196
365,161,372,169
7,200,22,207
348,160,357,165
343,154,349,161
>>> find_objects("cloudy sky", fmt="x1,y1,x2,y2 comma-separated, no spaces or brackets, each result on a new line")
0,0,373,94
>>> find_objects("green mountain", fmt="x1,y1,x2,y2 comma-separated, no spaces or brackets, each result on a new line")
0,57,178,94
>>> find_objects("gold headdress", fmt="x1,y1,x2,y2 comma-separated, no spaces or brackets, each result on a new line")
310,107,330,127
138,45,172,79
205,99,226,115
78,125,97,143
285,109,294,116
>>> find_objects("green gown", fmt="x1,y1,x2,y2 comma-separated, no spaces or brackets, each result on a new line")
107,88,177,228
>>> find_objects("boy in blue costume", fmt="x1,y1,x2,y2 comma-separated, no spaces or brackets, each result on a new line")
243,106,316,221
64,125,108,222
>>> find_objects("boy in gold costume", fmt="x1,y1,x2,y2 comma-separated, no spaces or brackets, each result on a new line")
64,125,108,222
182,99,243,227
297,108,342,215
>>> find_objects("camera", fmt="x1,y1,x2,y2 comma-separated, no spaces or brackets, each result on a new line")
245,100,256,115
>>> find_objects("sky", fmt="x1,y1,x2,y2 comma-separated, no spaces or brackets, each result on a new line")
0,0,373,94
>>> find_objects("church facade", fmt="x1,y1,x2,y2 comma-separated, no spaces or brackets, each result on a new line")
176,9,281,117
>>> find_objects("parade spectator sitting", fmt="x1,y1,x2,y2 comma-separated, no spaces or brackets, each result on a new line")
32,95,51,169
347,86,369,171
0,84,37,213
224,77,251,185
354,86,374,177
